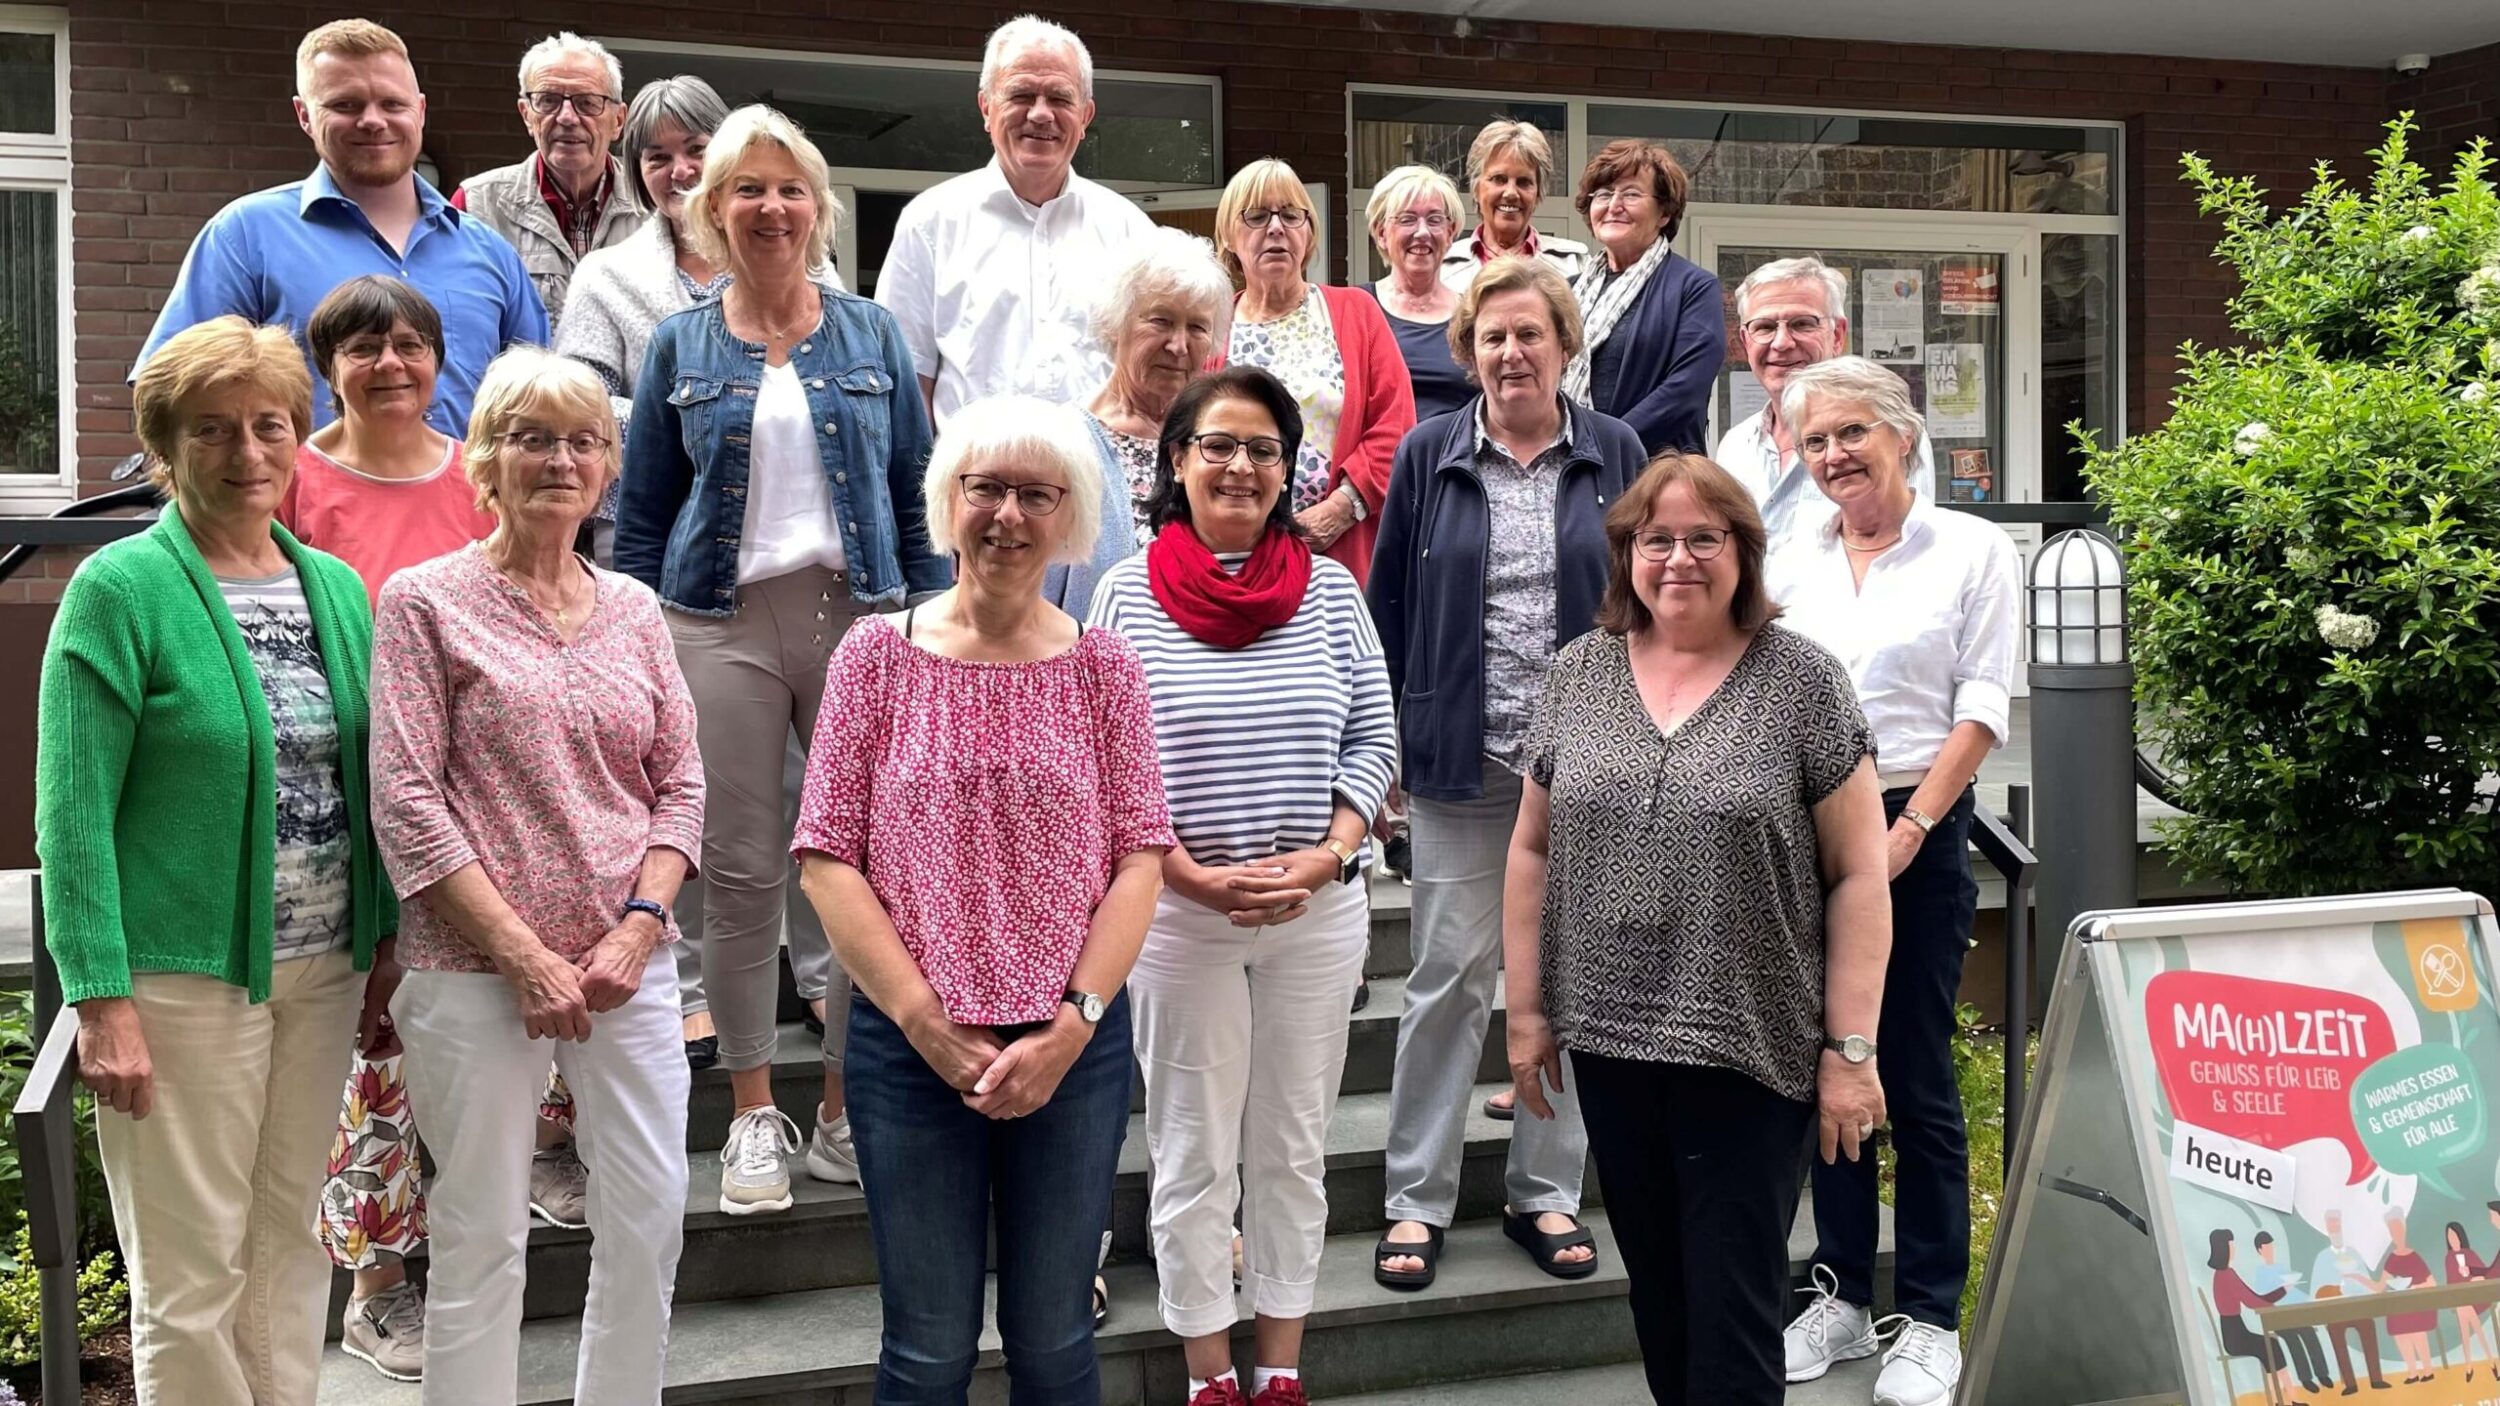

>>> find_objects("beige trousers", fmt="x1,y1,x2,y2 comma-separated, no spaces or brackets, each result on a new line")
96,947,364,1406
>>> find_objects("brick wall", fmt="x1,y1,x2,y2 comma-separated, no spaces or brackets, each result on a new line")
2397,41,2500,175
48,0,2411,601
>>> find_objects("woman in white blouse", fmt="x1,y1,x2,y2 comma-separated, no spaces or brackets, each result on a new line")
1765,355,2019,1406
1088,365,1397,1406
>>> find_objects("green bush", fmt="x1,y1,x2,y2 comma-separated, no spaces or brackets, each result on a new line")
0,1221,125,1368
2085,116,2500,896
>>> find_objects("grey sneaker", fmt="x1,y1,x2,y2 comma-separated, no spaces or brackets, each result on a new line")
719,1106,801,1215
528,1143,589,1229
340,1279,425,1382
803,1105,861,1185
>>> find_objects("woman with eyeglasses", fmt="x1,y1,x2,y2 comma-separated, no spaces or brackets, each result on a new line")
1216,158,1415,589
1768,356,2017,1406
797,394,1172,1403
1365,165,1472,424
1368,256,1646,1293
1565,140,1725,458
619,106,946,1222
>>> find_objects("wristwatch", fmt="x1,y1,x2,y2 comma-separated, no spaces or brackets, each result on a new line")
1900,806,1938,834
1063,989,1107,1025
1338,482,1367,522
1321,837,1361,885
1824,1033,1878,1064
621,897,668,925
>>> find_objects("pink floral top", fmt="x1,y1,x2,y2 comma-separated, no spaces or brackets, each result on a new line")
793,613,1175,1024
371,543,705,972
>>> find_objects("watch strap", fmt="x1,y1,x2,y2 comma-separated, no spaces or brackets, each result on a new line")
1321,837,1360,884
1901,806,1937,834
622,897,667,923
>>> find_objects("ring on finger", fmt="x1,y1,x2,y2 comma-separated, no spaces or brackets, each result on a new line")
1855,1121,1875,1138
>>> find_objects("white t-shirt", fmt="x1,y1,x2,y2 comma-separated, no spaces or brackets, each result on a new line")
738,360,845,586
1716,406,1936,558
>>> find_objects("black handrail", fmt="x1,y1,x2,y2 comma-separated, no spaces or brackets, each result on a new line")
0,474,161,583
1972,784,2039,1169
12,877,82,1406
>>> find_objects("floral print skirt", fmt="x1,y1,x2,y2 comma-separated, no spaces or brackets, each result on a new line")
316,1052,575,1269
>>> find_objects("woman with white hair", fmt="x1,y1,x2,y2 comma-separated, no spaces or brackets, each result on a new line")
1441,119,1589,290
618,104,946,1220
373,345,703,1405
1769,356,2018,1406
1365,164,1472,423
797,394,1173,1404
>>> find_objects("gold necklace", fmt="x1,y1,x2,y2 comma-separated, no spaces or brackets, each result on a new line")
497,558,587,628
1842,534,1902,553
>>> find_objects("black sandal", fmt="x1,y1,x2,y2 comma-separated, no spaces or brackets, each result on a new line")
1373,1224,1446,1291
1092,1275,1109,1331
1483,1092,1514,1122
1504,1209,1599,1280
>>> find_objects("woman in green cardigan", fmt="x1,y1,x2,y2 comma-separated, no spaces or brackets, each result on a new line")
36,315,397,1406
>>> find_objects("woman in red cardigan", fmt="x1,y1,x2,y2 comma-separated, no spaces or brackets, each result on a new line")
1216,158,1416,588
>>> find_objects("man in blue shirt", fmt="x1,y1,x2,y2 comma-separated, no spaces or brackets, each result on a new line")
133,18,547,436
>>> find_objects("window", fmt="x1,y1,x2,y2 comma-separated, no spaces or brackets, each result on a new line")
1350,91,1566,189
0,5,66,499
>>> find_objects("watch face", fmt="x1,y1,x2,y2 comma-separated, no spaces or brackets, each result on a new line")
1843,1035,1874,1062
1076,992,1105,1022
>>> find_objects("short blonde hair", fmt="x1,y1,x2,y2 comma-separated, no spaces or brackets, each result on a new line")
922,395,1103,567
683,105,843,276
1446,256,1584,380
462,346,620,516
1467,119,1556,188
295,18,412,100
1089,227,1233,354
132,317,314,491
1366,165,1465,256
1214,158,1315,282
1778,355,1926,446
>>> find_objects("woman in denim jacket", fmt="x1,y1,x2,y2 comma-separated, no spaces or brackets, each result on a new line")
618,105,948,1219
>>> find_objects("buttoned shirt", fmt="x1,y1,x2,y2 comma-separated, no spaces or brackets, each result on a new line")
875,159,1153,424
1717,407,1937,558
1440,223,1589,292
1474,399,1576,768
136,166,549,436
1768,496,2020,786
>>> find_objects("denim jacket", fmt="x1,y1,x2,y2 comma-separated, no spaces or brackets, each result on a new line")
617,286,950,614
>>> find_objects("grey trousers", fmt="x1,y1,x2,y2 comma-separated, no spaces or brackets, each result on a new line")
668,737,837,1019
666,565,860,1074
1382,763,1587,1226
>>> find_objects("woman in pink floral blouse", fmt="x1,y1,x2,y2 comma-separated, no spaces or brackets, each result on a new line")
370,346,704,1406
795,393,1175,1405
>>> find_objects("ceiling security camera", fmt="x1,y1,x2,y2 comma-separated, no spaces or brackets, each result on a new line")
2395,54,2432,76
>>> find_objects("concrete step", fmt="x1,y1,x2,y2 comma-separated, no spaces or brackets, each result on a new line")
1327,1356,1888,1404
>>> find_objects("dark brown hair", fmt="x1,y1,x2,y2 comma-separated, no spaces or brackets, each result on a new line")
1595,453,1778,636
1573,139,1691,242
306,275,447,411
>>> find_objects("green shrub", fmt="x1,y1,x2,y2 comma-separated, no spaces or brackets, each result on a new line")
0,1220,125,1368
2085,117,2500,896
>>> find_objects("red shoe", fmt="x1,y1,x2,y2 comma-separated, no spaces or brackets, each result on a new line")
1189,1379,1248,1406
1252,1377,1310,1406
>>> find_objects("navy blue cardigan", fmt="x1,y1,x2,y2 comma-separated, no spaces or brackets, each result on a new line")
1586,250,1726,457
1365,400,1648,801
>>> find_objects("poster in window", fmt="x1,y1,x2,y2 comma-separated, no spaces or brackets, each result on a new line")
1939,259,2000,316
1925,343,1986,439
1948,449,1994,503
1862,268,1924,363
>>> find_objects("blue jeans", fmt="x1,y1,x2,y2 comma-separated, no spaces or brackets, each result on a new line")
846,989,1132,1406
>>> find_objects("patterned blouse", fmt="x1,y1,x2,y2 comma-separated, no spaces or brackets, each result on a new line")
219,567,351,961
792,613,1177,1025
1526,625,1871,1101
370,543,706,972
1228,285,1346,513
1477,403,1574,770
1090,414,1159,547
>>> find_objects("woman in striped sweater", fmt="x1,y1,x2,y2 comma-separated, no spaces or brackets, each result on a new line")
1087,366,1398,1406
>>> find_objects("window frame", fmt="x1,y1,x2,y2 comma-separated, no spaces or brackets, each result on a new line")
0,3,70,504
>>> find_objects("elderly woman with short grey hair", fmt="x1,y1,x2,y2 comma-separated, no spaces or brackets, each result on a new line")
1441,119,1589,291
1366,164,1472,424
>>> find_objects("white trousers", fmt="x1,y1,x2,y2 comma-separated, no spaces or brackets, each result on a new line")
96,948,362,1406
394,948,690,1406
1130,880,1369,1338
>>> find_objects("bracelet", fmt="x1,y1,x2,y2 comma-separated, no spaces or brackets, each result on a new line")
1900,806,1938,834
621,897,667,924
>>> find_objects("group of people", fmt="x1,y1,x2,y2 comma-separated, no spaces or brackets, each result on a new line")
36,12,2020,1406
2209,1206,2500,1400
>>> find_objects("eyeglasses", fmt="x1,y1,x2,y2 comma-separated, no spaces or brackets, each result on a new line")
1183,432,1287,469
1798,422,1879,459
958,473,1067,516
1240,207,1311,231
1390,212,1453,232
1585,186,1652,209
339,336,435,366
524,90,618,118
1632,529,1730,562
1740,315,1828,344
502,429,610,459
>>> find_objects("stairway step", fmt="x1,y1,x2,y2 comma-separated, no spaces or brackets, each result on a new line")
1325,1356,1887,1404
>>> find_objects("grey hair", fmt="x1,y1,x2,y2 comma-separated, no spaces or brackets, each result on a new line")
1466,119,1555,188
1735,255,1849,323
980,15,1095,100
922,395,1105,567
517,32,622,99
1089,227,1233,353
1778,355,1925,445
622,76,732,209
1365,164,1466,251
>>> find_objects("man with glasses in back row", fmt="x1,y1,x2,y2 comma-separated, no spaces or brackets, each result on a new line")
452,32,643,327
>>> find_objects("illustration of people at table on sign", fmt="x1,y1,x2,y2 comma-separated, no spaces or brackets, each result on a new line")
2112,914,2500,1405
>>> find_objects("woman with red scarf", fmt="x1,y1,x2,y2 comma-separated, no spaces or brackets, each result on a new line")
1087,366,1398,1406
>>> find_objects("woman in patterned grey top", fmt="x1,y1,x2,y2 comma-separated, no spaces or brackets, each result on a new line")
1502,452,1891,1405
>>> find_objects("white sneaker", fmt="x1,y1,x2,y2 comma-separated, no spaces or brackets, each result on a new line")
1873,1317,1963,1406
1783,1264,1878,1382
718,1106,801,1215
803,1105,861,1185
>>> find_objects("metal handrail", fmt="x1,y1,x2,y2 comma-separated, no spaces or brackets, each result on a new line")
0,475,161,582
1972,784,2039,1169
11,876,82,1406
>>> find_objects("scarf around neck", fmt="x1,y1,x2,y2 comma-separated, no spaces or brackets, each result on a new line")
1561,234,1676,408
1146,520,1312,649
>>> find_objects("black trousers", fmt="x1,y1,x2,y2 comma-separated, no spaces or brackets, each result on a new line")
1574,1053,1815,1405
1811,786,1978,1327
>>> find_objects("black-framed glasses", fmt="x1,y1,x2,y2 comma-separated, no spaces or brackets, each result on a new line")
502,429,609,459
1632,529,1730,562
524,90,617,118
1240,207,1311,231
957,473,1067,516
338,336,435,366
1740,315,1828,344
1798,422,1879,459
1183,432,1287,468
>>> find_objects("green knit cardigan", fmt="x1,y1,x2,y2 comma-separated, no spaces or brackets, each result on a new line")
35,508,392,1004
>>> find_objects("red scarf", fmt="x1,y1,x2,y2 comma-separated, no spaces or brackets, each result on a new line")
1146,521,1312,650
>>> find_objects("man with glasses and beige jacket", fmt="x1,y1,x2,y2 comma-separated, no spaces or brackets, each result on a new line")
454,32,642,327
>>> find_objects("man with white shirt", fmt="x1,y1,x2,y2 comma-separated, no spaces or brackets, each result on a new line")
1714,256,1934,552
876,15,1154,424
